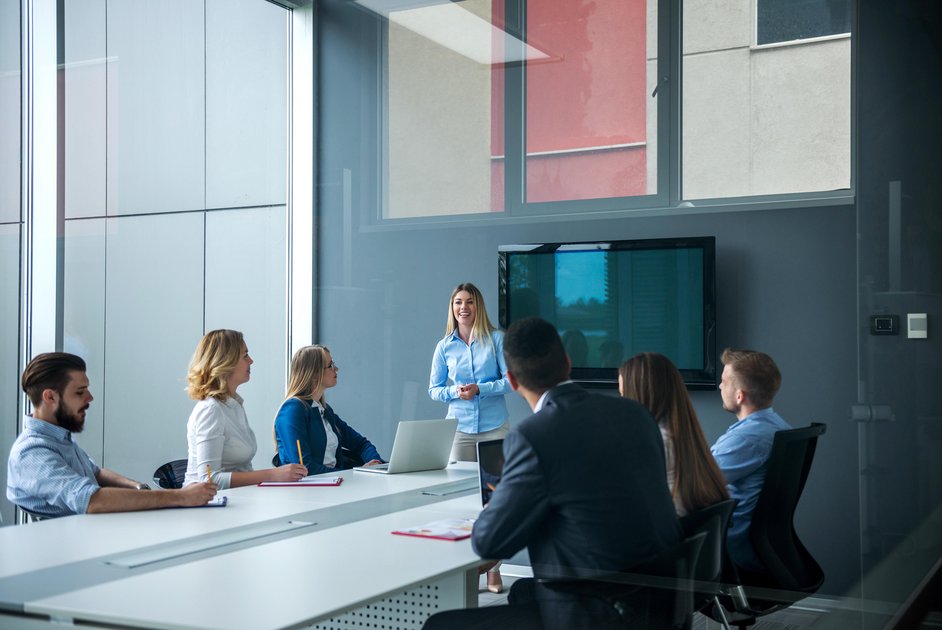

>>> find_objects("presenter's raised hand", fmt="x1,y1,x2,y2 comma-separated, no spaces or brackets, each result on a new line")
458,383,480,400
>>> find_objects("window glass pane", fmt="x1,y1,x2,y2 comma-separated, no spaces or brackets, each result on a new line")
525,0,654,203
382,0,504,218
682,0,850,199
1,0,21,524
0,0,19,223
758,0,851,45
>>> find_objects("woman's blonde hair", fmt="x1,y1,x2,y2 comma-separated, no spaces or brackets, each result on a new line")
285,345,331,404
444,282,497,345
186,329,245,401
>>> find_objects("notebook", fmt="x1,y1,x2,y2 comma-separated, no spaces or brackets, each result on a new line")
354,418,458,474
258,475,343,487
392,518,474,541
476,438,505,506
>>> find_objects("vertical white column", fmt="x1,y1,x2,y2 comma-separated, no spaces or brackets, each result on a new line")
289,4,316,356
22,0,61,363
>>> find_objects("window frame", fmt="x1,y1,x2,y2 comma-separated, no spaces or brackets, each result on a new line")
366,0,855,229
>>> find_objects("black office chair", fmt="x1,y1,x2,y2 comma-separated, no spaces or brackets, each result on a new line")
536,531,707,629
152,459,188,489
714,422,827,629
679,499,737,630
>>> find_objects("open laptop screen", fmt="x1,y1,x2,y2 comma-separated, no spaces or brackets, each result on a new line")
476,439,505,507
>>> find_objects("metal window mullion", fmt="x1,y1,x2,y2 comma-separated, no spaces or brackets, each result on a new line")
502,0,525,215
665,0,682,205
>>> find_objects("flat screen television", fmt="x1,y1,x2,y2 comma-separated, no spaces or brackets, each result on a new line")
498,236,716,390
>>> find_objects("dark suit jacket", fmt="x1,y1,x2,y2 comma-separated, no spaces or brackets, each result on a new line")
472,382,682,580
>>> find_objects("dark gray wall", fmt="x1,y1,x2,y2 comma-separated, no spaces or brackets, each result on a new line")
853,0,942,607
313,0,938,600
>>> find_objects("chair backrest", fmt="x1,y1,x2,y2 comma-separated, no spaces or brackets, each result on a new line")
152,459,188,489
680,498,737,585
632,530,707,630
15,505,49,523
749,422,826,593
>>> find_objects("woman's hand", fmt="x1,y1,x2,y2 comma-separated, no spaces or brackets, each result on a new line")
362,459,384,467
457,383,480,400
272,464,308,481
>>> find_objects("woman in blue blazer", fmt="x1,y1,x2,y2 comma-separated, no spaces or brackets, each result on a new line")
274,345,383,474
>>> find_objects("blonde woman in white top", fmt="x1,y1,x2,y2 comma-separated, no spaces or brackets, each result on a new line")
183,329,307,489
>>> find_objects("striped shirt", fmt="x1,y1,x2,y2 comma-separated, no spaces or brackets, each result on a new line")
6,415,101,518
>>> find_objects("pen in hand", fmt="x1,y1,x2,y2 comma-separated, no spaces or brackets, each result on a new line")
296,439,304,468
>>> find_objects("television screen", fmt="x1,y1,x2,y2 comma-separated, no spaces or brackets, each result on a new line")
498,237,716,389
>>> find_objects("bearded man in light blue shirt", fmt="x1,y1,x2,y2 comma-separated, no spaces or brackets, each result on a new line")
7,352,217,518
711,348,792,574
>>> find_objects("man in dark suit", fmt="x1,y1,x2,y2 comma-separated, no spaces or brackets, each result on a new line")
423,317,682,630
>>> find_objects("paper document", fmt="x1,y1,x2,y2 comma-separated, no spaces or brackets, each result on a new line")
392,518,475,541
258,475,343,487
175,496,228,508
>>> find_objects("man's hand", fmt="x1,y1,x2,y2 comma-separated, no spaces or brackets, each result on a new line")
176,482,217,506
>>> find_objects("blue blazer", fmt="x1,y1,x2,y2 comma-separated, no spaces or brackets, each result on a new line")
274,398,382,474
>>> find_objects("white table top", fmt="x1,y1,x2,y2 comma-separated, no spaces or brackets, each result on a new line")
25,495,483,630
0,464,478,579
0,463,484,629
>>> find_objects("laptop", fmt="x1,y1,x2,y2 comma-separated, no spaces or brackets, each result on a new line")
476,438,505,506
354,418,458,474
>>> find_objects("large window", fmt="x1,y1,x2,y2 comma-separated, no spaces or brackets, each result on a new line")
367,0,851,220
682,0,851,200
757,0,852,45
0,0,21,526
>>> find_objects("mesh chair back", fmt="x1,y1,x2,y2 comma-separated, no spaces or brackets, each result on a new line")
152,459,188,489
749,422,826,593
681,499,737,585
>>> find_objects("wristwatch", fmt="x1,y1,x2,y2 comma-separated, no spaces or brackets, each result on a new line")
135,483,151,490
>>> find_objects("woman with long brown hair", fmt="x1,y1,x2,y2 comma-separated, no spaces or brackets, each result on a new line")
618,352,728,515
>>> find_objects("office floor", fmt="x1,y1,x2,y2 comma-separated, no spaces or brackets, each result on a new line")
477,571,826,629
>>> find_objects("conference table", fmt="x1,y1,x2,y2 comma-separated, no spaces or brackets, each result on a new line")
0,464,487,629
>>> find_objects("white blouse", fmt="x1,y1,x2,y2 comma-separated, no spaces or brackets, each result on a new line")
311,399,339,469
660,425,686,516
184,394,257,490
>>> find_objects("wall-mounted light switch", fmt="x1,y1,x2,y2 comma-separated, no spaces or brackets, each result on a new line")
907,313,928,339
870,315,899,335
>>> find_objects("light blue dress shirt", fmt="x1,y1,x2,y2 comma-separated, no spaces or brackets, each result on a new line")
428,329,511,434
6,415,101,518
711,407,792,572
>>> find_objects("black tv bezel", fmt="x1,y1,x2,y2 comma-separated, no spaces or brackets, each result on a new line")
498,236,717,391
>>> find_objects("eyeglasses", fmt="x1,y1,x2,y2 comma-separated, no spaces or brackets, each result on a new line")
326,361,339,370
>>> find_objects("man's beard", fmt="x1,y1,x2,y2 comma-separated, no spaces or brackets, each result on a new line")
55,401,86,433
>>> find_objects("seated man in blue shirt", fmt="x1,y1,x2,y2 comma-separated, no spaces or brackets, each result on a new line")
7,352,217,518
711,348,792,573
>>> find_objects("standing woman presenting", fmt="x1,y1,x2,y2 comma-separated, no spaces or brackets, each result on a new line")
429,283,511,592
429,283,512,460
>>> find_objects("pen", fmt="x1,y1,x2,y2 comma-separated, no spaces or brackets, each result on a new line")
297,439,304,467
206,463,212,483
